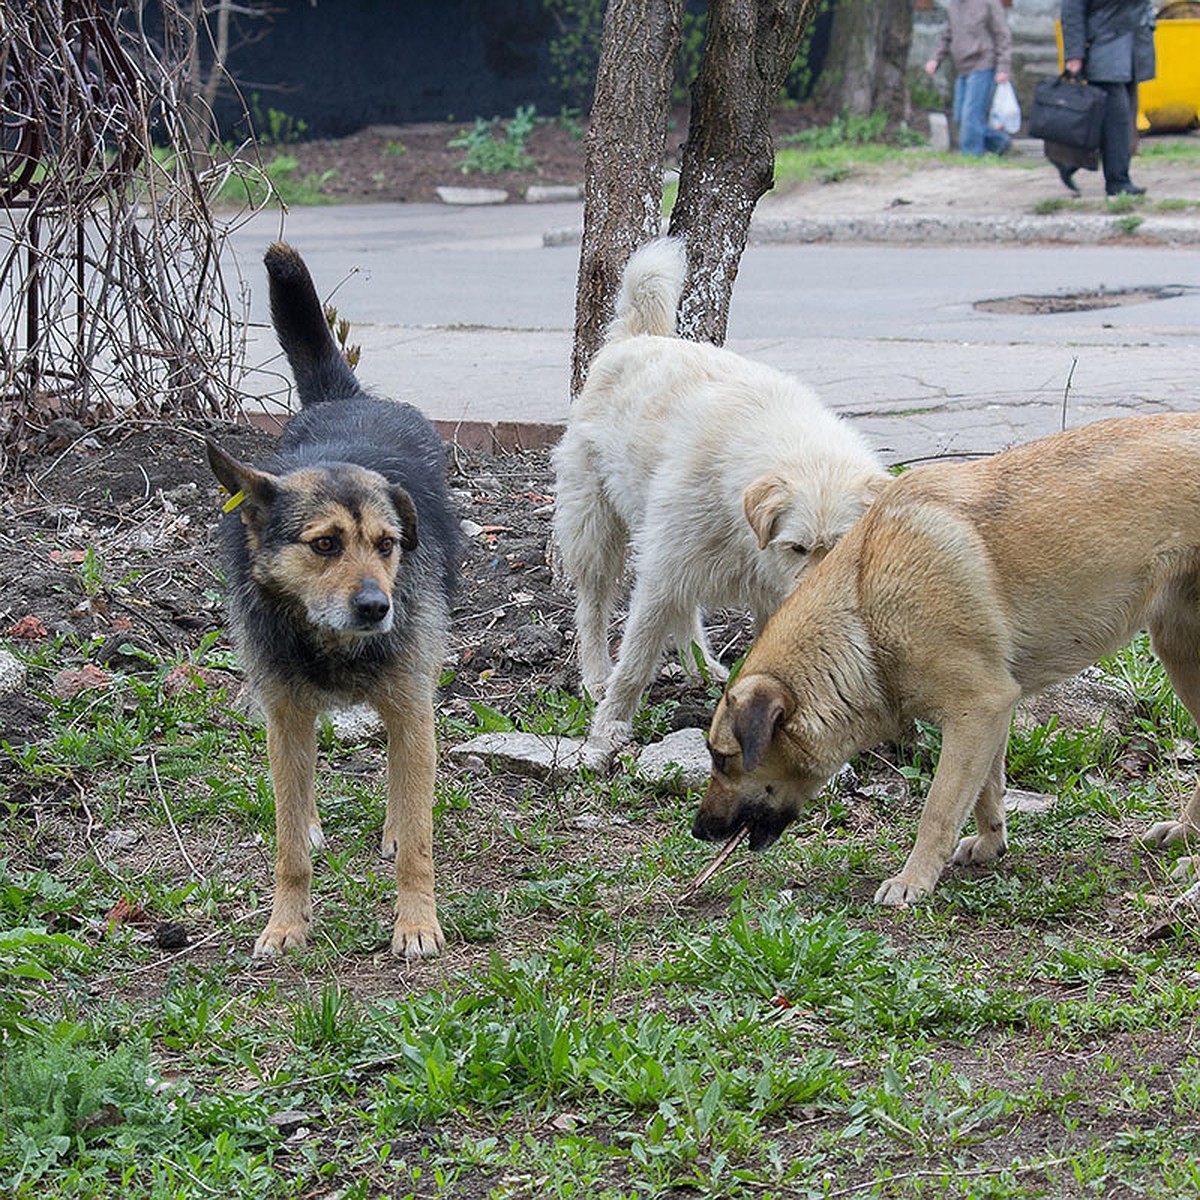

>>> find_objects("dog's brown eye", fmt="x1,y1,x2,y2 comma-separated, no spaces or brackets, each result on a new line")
310,535,341,556
378,536,396,557
790,543,809,557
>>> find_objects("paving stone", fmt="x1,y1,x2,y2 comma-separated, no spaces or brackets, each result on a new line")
448,731,587,781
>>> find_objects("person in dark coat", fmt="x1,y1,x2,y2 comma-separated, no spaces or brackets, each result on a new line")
1059,0,1157,196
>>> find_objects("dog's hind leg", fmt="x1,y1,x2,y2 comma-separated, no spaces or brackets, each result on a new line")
555,468,629,698
1144,597,1200,878
256,694,321,957
377,683,444,959
586,580,683,761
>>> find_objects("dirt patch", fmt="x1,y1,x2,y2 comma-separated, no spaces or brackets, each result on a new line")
273,105,859,205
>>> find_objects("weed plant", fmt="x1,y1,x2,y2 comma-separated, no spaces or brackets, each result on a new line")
449,105,539,176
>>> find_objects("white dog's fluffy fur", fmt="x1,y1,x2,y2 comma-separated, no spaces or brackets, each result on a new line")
552,238,888,759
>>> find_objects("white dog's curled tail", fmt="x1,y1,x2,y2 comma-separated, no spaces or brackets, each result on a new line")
605,237,687,343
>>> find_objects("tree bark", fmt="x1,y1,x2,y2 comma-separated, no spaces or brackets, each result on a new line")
570,0,684,398
811,0,915,119
668,0,819,345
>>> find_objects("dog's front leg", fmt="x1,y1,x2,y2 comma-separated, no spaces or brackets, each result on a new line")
1143,781,1200,881
876,701,1015,905
257,697,320,956
378,693,444,959
950,739,1009,867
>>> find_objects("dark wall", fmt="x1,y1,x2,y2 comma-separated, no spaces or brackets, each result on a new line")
206,0,834,142
212,0,563,140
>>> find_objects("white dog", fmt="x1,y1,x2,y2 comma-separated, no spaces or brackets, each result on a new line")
552,238,888,760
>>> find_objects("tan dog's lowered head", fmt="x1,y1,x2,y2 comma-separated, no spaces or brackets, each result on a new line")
695,567,891,853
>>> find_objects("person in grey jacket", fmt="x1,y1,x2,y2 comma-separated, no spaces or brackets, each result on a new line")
1060,0,1157,195
924,0,1013,157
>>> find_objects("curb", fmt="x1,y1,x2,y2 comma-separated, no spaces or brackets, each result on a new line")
749,213,1200,246
545,212,1200,248
242,409,564,453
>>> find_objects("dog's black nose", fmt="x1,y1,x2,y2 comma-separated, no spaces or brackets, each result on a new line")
352,580,391,624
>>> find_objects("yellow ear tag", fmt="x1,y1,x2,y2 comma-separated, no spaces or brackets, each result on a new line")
221,489,246,513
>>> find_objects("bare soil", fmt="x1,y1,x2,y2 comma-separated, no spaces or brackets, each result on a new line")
275,106,847,205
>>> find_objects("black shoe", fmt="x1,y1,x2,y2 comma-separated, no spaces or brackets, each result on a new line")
1056,163,1080,195
1106,182,1146,196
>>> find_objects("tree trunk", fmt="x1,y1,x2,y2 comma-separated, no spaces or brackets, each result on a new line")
570,0,684,398
668,0,819,345
811,0,914,118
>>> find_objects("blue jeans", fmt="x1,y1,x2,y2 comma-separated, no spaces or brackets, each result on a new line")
953,69,1010,157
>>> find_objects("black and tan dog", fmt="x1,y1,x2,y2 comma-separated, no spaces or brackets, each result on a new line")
695,413,1200,904
207,242,460,958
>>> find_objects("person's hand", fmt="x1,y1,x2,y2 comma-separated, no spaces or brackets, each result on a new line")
924,59,938,76
995,71,1009,84
1065,58,1083,74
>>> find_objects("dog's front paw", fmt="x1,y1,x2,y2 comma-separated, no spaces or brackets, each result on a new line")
253,919,309,958
951,831,1006,867
392,896,444,959
874,874,931,906
1143,818,1198,849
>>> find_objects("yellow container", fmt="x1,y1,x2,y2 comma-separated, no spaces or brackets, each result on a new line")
1055,11,1200,132
1139,16,1200,130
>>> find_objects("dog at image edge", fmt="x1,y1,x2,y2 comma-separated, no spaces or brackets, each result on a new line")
696,412,1200,902
206,242,460,958
552,237,888,762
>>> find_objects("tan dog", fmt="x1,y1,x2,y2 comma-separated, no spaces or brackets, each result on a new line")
694,413,1200,903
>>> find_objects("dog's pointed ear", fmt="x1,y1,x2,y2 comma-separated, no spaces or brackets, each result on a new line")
724,673,794,772
743,472,793,550
390,485,419,551
205,438,278,510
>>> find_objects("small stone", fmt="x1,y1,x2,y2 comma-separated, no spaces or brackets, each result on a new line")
503,625,562,666
104,829,141,852
328,705,384,743
632,728,711,794
0,648,26,694
525,184,581,203
1004,788,1056,814
154,922,190,950
436,185,509,206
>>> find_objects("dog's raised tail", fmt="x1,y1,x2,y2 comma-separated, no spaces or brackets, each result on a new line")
263,242,360,406
605,237,686,343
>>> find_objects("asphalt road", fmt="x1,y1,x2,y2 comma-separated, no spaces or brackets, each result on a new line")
225,201,1200,461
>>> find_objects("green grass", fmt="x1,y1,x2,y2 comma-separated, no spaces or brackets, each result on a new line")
3,623,1200,1198
214,153,338,208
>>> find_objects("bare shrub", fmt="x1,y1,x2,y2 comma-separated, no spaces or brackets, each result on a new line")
0,1,276,471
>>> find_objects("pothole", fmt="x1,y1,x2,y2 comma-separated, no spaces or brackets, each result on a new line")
975,285,1185,315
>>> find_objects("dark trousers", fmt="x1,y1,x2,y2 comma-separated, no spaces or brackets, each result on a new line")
1095,80,1137,193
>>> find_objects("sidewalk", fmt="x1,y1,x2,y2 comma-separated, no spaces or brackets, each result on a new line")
233,141,1200,461
751,136,1200,245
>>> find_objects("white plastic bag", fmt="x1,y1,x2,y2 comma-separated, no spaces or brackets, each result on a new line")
989,81,1022,134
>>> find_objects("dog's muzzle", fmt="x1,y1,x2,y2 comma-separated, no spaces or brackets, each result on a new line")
692,801,794,852
352,579,392,628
